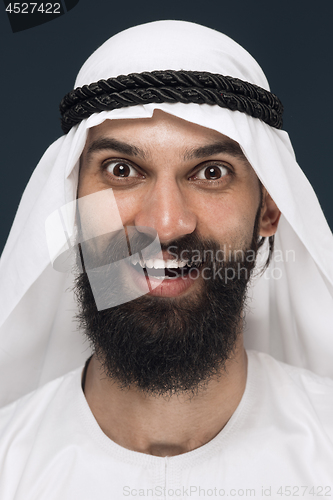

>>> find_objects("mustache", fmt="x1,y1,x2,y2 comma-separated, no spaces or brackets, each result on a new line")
78,227,258,271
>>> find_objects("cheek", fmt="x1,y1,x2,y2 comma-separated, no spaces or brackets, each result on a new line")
111,191,147,226
78,166,114,199
78,170,97,198
195,196,258,248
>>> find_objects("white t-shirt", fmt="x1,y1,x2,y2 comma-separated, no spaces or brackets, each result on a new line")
0,350,332,500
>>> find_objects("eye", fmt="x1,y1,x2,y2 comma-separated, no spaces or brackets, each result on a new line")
194,164,229,181
104,160,139,178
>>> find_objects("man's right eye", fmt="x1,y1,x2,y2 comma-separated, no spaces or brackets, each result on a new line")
104,160,139,178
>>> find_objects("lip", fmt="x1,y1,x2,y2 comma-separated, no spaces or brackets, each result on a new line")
127,260,199,298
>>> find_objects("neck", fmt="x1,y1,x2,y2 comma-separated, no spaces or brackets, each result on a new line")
84,335,247,457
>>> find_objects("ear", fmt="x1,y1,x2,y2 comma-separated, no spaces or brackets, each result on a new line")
259,190,281,237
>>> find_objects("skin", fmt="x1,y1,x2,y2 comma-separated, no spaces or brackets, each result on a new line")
78,110,280,457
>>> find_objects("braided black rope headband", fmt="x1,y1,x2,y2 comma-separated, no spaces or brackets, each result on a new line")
60,70,283,134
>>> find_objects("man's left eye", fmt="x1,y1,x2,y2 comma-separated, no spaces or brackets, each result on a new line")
105,161,138,178
194,164,229,181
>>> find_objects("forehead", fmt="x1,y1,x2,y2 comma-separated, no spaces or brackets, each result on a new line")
83,110,250,165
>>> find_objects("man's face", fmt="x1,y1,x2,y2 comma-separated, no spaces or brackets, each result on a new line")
79,110,262,295
76,110,275,395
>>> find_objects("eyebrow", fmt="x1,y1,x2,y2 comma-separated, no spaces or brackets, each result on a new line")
85,137,248,165
183,142,248,162
85,138,148,162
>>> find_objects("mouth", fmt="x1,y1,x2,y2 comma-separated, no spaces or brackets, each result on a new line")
127,255,203,298
128,255,202,279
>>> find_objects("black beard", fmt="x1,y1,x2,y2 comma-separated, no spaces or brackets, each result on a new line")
74,223,259,397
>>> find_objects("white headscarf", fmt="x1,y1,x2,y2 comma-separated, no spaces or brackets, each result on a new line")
0,20,332,408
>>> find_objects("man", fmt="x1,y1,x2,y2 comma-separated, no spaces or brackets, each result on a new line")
0,20,333,499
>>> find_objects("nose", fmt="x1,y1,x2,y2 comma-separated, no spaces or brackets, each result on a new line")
134,178,197,243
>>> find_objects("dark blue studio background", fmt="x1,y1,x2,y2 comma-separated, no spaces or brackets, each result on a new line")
0,0,332,254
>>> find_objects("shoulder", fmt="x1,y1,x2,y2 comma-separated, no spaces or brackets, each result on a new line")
247,350,333,440
0,367,84,497
248,349,333,392
0,366,83,438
